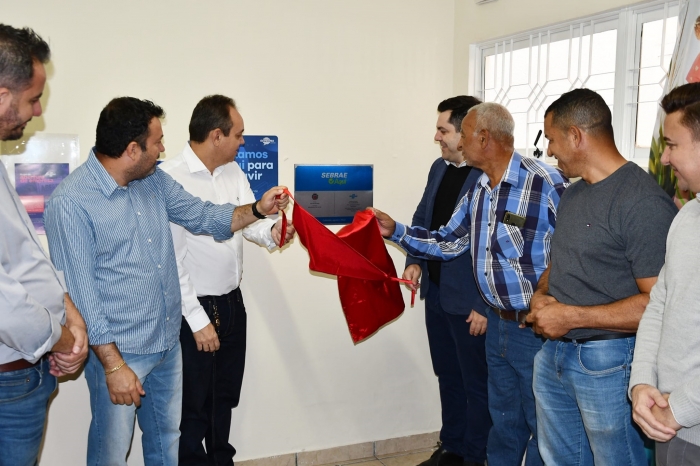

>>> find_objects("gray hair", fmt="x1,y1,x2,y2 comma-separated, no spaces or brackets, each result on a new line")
467,102,514,148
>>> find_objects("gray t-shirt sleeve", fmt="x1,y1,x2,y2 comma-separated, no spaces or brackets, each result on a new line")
620,194,677,279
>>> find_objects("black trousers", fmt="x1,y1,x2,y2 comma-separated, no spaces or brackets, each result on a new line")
179,287,247,466
425,283,491,463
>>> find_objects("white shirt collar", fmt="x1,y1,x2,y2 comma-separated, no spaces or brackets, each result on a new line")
182,142,210,175
444,159,468,168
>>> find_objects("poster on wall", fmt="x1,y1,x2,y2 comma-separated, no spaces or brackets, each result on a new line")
235,135,278,200
1,133,80,234
294,164,373,225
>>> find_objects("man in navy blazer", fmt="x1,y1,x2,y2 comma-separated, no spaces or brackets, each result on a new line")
404,96,491,466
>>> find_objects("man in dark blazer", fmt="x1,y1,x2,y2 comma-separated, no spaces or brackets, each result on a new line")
404,96,491,466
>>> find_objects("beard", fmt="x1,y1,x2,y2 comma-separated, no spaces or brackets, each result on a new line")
0,101,28,141
126,151,158,181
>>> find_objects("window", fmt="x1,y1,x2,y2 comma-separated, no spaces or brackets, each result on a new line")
470,1,679,165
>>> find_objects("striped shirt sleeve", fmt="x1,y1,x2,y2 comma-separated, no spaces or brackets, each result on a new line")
159,170,235,241
45,195,115,346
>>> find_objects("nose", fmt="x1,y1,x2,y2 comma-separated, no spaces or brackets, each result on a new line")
434,131,441,142
660,146,670,165
33,100,43,117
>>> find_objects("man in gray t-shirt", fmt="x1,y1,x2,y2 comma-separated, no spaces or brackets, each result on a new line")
526,89,676,466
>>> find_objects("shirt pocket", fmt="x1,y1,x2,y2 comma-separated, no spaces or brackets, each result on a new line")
493,223,524,259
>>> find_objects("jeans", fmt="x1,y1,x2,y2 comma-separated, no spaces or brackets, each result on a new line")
85,343,183,466
179,288,247,466
485,308,544,466
533,338,645,466
425,284,490,463
0,358,56,466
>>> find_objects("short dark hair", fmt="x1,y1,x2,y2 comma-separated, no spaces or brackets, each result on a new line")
189,94,237,143
437,95,482,130
95,97,165,158
545,88,614,139
661,83,700,142
0,24,50,91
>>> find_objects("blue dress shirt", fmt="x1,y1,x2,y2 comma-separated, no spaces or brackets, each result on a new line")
391,152,568,311
45,150,235,354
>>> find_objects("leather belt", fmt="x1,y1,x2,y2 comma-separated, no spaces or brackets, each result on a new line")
559,332,634,344
0,358,39,373
492,307,529,324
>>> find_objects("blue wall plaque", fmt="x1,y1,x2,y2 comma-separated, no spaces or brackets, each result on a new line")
294,164,373,225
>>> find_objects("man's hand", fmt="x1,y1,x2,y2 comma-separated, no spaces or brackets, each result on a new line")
651,394,683,438
402,264,422,292
367,208,396,237
106,364,146,407
526,295,572,339
632,384,679,442
50,325,76,354
50,294,89,376
272,219,296,247
258,186,289,216
466,310,487,336
193,323,220,352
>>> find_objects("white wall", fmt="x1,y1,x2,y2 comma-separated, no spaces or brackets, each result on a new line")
1,1,456,465
2,1,654,464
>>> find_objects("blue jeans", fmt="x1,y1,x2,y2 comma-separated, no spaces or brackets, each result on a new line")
425,284,490,463
85,344,183,466
486,309,544,466
0,358,56,466
533,338,646,466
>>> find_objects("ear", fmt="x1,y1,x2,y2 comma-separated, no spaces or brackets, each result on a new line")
569,125,584,148
0,87,13,113
122,141,141,162
479,129,490,149
210,128,223,147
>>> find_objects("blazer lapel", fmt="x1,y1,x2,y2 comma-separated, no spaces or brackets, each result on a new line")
425,162,448,226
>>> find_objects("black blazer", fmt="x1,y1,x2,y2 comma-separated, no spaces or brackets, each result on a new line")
404,158,488,316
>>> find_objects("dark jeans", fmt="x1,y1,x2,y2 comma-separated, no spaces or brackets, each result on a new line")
179,287,247,466
485,308,544,466
426,284,491,463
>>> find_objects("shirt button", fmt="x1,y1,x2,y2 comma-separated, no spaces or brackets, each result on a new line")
157,264,161,268
486,247,490,251
148,239,152,243
164,291,167,295
488,223,491,226
484,272,487,276
137,212,141,215
166,317,170,321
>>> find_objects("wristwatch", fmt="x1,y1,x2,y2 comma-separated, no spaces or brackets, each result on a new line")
251,201,267,219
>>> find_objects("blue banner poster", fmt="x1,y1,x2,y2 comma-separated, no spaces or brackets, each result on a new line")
235,136,278,200
15,163,69,234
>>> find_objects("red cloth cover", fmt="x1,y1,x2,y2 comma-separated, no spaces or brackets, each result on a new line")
289,198,405,343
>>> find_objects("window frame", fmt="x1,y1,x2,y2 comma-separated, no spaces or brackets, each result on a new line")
468,0,680,165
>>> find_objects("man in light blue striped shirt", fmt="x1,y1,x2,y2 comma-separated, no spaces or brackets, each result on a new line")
44,97,288,466
373,103,567,466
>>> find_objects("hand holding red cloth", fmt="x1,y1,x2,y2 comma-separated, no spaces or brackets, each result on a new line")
279,190,411,343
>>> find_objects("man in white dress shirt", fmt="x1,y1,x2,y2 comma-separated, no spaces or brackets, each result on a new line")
160,95,294,466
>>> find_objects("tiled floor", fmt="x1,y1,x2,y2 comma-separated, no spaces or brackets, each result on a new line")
317,447,435,466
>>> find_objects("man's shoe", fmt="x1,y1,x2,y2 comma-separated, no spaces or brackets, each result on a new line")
417,447,463,466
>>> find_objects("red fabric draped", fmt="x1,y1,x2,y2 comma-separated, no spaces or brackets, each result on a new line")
279,191,407,343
